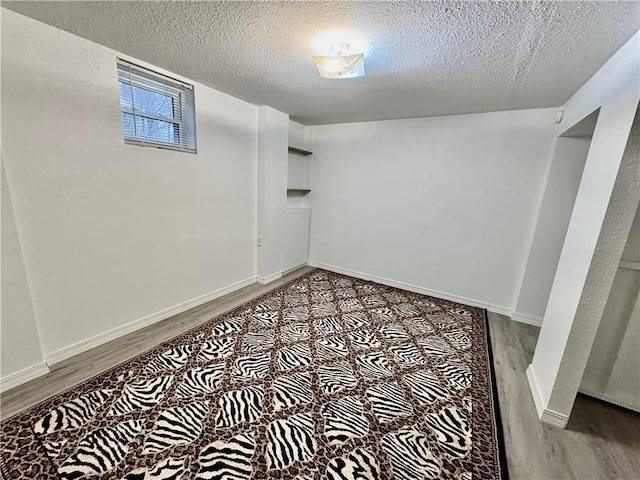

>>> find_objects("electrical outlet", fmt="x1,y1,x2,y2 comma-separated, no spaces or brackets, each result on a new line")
257,236,263,247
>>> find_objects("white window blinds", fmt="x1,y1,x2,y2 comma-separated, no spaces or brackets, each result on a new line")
117,59,197,153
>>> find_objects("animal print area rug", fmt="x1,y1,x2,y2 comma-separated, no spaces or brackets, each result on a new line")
0,270,507,480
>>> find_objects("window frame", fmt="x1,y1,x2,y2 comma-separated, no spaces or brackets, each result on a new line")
117,59,197,154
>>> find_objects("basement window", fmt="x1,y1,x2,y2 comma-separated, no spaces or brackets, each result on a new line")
117,59,197,153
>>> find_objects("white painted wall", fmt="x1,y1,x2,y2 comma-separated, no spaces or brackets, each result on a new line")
527,31,640,427
513,136,592,326
1,165,49,389
580,204,640,411
309,109,557,313
288,120,312,151
1,10,258,372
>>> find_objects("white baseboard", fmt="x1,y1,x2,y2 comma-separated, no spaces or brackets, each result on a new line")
0,361,50,393
527,364,546,418
526,364,569,428
307,261,513,316
540,407,569,428
43,276,257,366
256,271,282,285
512,312,543,327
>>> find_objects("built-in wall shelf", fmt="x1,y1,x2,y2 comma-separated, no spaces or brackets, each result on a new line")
287,143,312,208
288,146,312,156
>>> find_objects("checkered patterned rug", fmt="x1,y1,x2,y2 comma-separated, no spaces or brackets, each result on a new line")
1,269,506,479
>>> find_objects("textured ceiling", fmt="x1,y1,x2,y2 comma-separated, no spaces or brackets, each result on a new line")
3,1,639,125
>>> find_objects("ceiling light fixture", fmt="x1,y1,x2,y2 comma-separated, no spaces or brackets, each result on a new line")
312,43,365,79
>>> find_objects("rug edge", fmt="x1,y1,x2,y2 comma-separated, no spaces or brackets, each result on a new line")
484,310,511,480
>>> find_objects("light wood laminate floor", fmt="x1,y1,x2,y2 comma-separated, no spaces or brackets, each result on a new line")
2,267,639,479
488,313,640,480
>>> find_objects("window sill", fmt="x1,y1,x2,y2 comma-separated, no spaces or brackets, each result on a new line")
124,138,197,154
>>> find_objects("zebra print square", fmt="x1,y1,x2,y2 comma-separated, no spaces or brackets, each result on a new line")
241,330,275,352
356,283,380,295
250,311,279,328
283,306,310,322
109,376,172,415
389,344,426,368
326,448,380,479
142,401,209,454
321,396,369,444
426,406,472,458
348,329,381,350
334,287,357,299
232,353,271,382
285,294,309,306
287,281,308,293
379,324,410,342
280,322,311,343
266,413,316,470
277,343,312,371
315,336,349,360
403,370,449,405
362,294,387,307
311,290,334,303
356,351,394,380
419,336,455,357
428,313,457,329
314,316,342,335
211,317,244,336
437,361,472,390
342,311,371,329
318,361,358,394
331,277,353,288
272,372,313,411
58,420,143,477
143,345,193,374
310,280,331,291
312,302,337,317
254,297,281,312
392,302,421,318
445,330,472,350
215,386,264,428
404,317,435,335
382,426,441,479
198,337,236,362
196,433,255,479
338,298,364,312
34,390,113,434
369,307,397,323
175,364,224,398
365,383,413,423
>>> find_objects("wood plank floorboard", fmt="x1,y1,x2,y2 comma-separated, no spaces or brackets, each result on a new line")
2,269,638,479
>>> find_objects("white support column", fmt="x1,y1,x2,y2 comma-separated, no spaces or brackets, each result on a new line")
256,106,289,284
527,32,640,428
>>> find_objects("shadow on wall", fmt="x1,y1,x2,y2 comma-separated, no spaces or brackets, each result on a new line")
1,164,47,381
